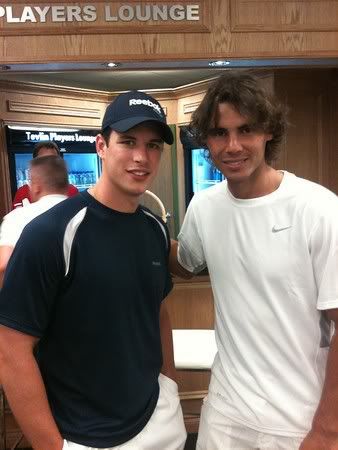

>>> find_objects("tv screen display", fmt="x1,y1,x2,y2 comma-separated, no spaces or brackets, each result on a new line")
191,148,224,194
180,126,225,206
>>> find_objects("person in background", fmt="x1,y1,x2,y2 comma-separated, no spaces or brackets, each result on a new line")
0,155,68,287
170,72,338,450
12,140,78,208
0,90,186,450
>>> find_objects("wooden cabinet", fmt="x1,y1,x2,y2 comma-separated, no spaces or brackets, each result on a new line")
166,277,214,432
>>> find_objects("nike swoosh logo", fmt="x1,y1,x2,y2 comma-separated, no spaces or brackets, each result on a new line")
272,225,292,233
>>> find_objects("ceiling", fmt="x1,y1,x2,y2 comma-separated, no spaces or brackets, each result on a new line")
0,58,337,92
0,68,227,92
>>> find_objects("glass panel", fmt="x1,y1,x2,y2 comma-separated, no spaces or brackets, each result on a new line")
191,148,224,194
63,153,101,191
14,153,32,188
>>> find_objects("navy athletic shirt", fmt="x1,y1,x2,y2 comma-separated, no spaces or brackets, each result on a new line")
0,191,173,447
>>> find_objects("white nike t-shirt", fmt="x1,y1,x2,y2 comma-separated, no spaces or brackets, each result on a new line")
178,171,338,436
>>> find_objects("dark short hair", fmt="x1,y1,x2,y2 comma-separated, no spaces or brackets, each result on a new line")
101,127,112,146
190,71,288,164
33,141,60,158
29,155,68,192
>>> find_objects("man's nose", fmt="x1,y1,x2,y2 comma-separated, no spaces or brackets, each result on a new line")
225,133,242,152
133,145,148,162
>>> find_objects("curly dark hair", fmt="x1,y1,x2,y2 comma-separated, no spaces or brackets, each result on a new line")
190,71,288,164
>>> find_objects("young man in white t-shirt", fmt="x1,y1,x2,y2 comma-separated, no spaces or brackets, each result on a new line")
0,155,69,286
170,72,338,450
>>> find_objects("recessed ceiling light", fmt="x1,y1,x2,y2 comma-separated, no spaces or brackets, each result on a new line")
104,62,120,68
208,60,231,67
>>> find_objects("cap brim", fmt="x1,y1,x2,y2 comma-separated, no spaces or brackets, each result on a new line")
109,116,174,145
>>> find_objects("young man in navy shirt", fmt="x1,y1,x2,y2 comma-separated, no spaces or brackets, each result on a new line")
0,91,186,450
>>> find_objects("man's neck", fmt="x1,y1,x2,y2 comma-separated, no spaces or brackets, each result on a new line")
228,167,284,199
89,182,139,213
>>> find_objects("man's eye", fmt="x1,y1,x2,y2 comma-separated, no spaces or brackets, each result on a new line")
240,126,252,134
148,143,162,151
208,128,227,137
120,140,135,147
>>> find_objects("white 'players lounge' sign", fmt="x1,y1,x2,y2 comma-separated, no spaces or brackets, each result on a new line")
0,3,200,23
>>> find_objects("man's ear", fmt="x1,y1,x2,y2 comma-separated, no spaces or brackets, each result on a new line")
96,134,107,160
29,178,42,202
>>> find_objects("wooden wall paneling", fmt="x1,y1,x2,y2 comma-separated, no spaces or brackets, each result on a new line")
0,0,218,63
329,70,338,194
320,87,331,191
273,69,331,187
153,95,177,126
230,0,338,32
1,0,338,62
0,82,107,129
0,120,11,218
166,277,214,431
177,91,206,125
167,278,214,330
0,1,212,36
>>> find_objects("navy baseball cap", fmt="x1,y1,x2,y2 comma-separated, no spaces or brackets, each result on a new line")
102,90,174,145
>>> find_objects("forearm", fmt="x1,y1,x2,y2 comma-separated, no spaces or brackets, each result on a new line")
0,345,63,449
159,301,177,381
311,331,338,434
169,239,193,279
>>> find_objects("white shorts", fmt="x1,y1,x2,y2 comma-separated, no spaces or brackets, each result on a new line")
63,373,187,450
197,397,304,450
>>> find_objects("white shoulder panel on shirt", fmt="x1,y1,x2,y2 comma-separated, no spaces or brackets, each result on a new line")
63,207,87,276
141,209,169,251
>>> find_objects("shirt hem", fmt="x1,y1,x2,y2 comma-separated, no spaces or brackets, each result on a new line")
0,315,42,338
317,300,338,310
207,393,307,438
60,386,159,448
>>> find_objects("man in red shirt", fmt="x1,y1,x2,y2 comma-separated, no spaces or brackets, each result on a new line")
12,141,78,208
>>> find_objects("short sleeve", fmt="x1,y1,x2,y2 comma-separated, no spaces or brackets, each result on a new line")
310,196,338,310
0,219,65,337
178,199,206,274
0,210,22,247
164,224,173,298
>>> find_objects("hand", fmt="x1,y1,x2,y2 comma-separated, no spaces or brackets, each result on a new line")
161,367,178,384
300,430,338,450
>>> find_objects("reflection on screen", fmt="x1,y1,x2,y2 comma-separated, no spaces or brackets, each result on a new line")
191,148,224,194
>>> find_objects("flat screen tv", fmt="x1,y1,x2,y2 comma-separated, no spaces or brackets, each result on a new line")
180,126,224,207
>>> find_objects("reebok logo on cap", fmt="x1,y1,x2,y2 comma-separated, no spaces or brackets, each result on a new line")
129,98,163,116
101,89,174,145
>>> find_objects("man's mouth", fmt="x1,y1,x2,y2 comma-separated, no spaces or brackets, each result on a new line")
222,158,248,169
127,169,150,177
